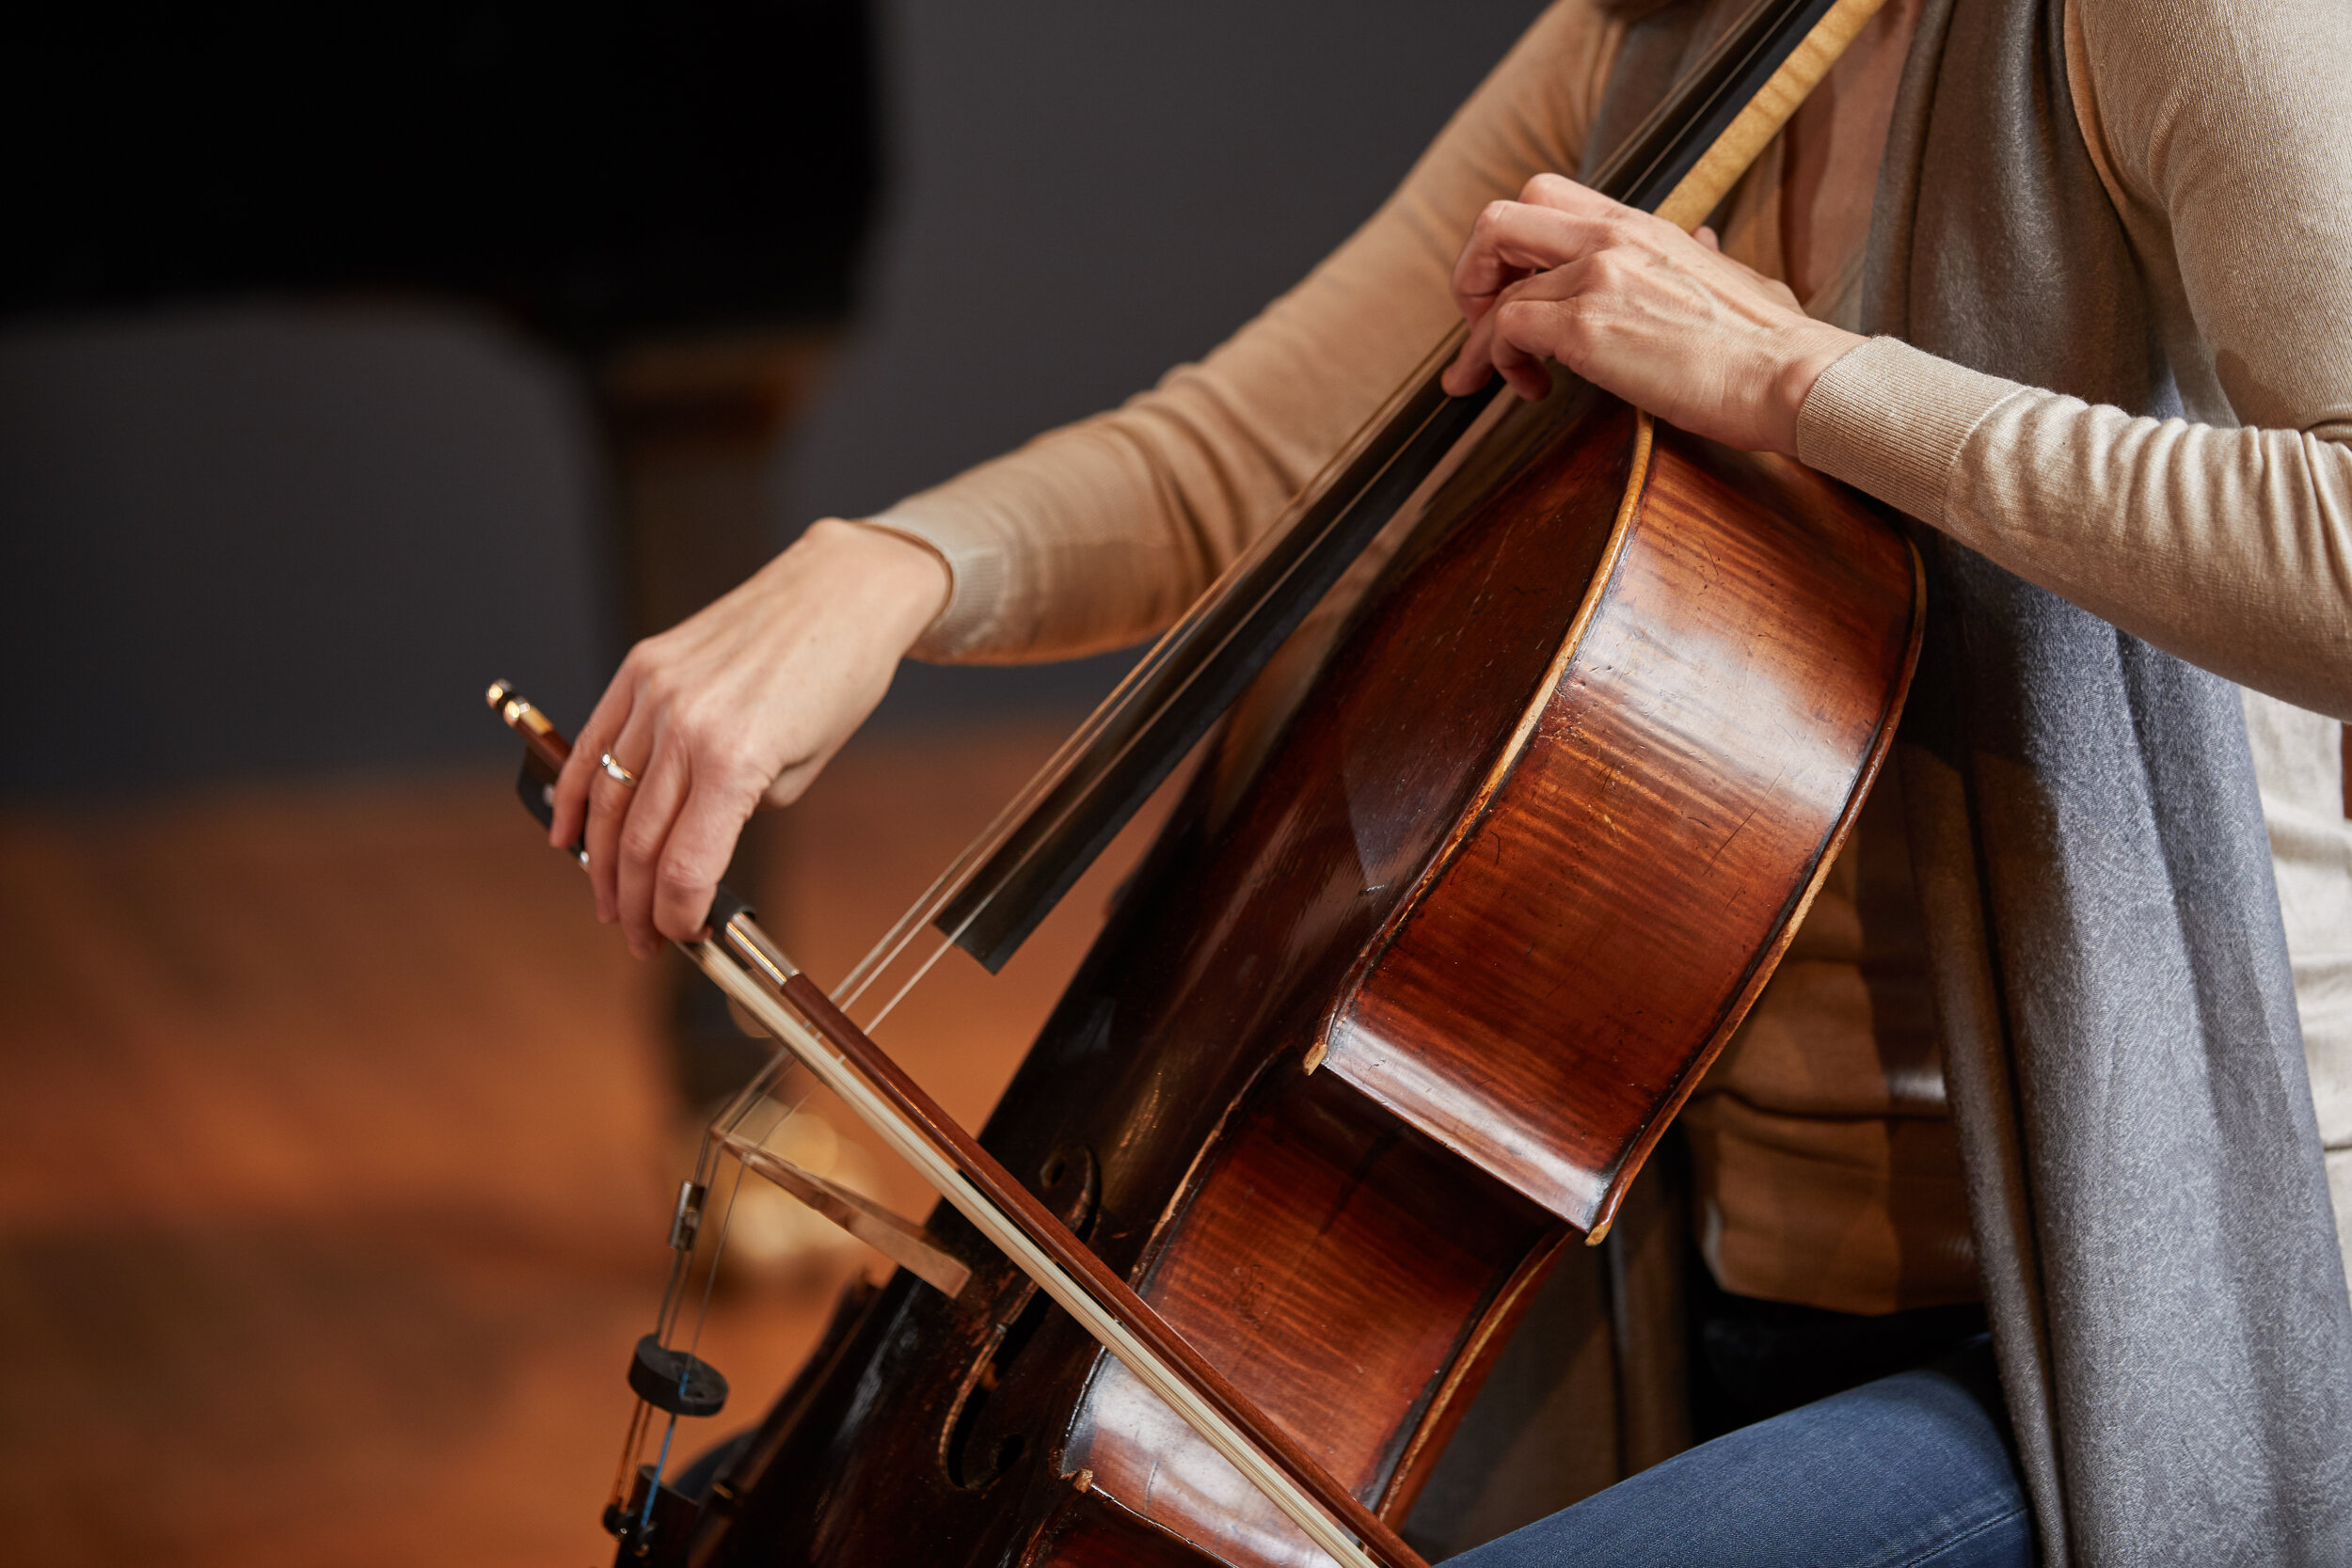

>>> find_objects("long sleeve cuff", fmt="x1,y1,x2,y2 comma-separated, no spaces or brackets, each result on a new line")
848,509,1008,660
1794,336,2022,525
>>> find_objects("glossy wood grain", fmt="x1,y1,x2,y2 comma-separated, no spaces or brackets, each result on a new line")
1028,1486,1235,1568
1062,1065,1555,1565
765,969,1425,1568
1320,420,1920,1235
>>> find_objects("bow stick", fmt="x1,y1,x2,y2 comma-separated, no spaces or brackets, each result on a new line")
488,682,1425,1568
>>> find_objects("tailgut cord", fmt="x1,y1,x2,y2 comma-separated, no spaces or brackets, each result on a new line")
641,1413,681,1534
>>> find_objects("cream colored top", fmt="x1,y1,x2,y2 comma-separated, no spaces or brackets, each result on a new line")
862,0,2352,1309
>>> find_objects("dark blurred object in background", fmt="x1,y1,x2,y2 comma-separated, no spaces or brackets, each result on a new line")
2,2,878,352
0,1,878,814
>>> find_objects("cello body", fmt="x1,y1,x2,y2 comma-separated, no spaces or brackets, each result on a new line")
685,384,1921,1567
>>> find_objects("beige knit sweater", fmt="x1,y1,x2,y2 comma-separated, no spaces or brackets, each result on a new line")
863,0,2352,1312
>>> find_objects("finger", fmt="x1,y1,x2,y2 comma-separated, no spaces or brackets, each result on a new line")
1489,323,1555,402
551,670,638,850
1468,307,1548,401
1450,303,1530,397
650,774,764,944
613,722,696,958
1452,202,1516,323
1492,283,1616,401
1507,179,1675,279
584,705,657,927
1443,312,1502,395
1695,224,1721,252
1476,267,1586,399
1458,186,1628,319
1516,172,1625,224
1452,201,1600,322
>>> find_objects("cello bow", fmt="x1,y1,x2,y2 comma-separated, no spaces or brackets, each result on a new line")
489,683,1425,1568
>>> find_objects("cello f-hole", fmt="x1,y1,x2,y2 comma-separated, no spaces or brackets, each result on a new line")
1038,1143,1101,1242
940,1144,1101,1491
942,1286,1054,1490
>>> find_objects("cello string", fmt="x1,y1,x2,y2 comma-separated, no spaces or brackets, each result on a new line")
635,1088,791,1517
606,1073,820,1528
832,345,1471,1014
828,526,1278,1008
826,617,1206,1009
835,365,1502,1022
831,735,1092,1009
668,1085,798,1344
648,1131,715,1341
591,0,1876,1542
680,1139,753,1362
707,1051,790,1151
608,336,1490,1536
857,927,960,1036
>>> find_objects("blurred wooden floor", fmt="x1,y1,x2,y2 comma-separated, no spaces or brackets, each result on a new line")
0,720,1146,1567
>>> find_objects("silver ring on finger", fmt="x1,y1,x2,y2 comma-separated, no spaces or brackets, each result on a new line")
599,751,642,789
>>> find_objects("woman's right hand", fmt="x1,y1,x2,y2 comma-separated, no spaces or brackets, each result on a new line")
548,517,951,958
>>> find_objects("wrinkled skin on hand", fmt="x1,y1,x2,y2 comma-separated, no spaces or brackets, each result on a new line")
1441,173,1862,455
548,518,949,955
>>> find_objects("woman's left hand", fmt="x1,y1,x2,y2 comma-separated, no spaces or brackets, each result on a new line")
1440,173,1864,456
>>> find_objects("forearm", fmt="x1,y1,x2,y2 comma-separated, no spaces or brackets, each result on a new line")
1796,338,2352,721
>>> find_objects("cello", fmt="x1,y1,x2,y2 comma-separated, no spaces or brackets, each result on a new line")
494,0,1919,1561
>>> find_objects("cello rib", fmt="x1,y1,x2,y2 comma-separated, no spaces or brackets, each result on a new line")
1314,416,1922,1239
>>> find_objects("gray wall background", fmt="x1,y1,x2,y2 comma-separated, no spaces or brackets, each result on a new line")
0,0,1549,799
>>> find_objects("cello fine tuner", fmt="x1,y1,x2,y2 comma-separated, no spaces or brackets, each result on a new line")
667,1179,707,1252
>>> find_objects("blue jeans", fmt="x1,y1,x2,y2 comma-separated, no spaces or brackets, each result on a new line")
1443,1338,2032,1567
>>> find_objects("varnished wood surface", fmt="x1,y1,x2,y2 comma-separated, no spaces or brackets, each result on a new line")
771,970,1427,1568
1322,419,1917,1233
1064,1066,1552,1564
0,721,1127,1568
